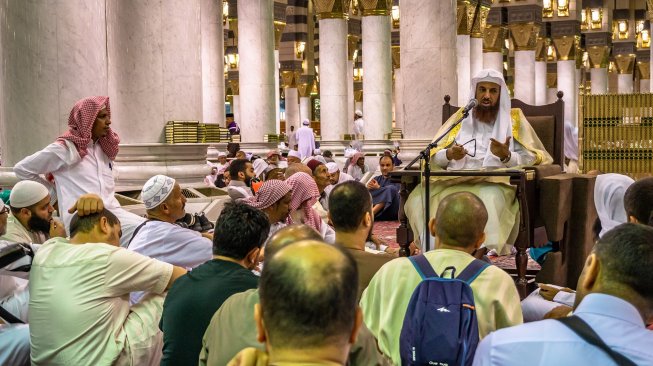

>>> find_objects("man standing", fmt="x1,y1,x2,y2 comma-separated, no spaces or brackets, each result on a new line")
405,69,552,254
296,119,315,159
226,159,255,201
14,96,146,247
160,203,269,366
226,113,240,135
367,155,401,221
287,125,297,151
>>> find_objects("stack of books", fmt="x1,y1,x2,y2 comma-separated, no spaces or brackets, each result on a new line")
201,124,225,143
231,134,241,142
386,128,403,140
264,134,282,143
165,121,199,144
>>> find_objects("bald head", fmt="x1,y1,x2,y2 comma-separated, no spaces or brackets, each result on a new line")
266,224,322,259
433,192,488,248
259,240,359,349
284,162,312,178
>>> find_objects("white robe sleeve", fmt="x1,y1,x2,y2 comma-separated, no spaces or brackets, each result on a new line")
503,139,536,167
434,149,450,169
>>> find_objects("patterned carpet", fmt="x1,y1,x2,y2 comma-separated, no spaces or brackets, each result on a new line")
372,220,541,272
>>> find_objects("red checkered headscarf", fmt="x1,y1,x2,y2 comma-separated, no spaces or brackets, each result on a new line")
243,179,292,210
57,96,120,160
285,172,322,232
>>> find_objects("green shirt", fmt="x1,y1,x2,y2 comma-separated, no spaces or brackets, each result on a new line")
160,259,259,366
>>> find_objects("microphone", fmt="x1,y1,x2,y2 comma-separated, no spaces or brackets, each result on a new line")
462,98,478,114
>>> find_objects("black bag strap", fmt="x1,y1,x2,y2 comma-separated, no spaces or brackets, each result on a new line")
0,304,24,324
456,259,490,284
409,254,438,279
556,316,637,366
0,243,32,270
127,218,161,247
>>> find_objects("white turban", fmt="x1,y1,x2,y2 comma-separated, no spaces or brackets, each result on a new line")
302,119,310,126
564,121,579,161
326,162,339,174
355,110,363,117
288,150,301,159
10,181,49,208
142,175,176,209
594,173,634,237
253,159,269,177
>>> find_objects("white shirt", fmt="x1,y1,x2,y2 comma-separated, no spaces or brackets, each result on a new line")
354,118,365,135
474,293,653,366
0,241,39,322
295,126,316,159
434,117,535,169
29,237,172,365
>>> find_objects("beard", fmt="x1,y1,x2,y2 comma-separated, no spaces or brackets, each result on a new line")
28,214,51,235
473,100,500,123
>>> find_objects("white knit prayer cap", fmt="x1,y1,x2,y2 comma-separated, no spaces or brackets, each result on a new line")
288,150,301,159
9,181,49,208
142,175,176,209
326,162,339,174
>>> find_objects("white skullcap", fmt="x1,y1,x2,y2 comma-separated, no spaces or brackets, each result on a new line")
355,110,363,117
288,150,301,158
9,181,49,208
326,162,339,174
142,175,176,209
217,151,227,157
302,119,310,125
314,148,322,155
253,159,269,177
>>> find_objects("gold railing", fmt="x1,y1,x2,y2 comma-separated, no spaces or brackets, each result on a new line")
579,93,653,179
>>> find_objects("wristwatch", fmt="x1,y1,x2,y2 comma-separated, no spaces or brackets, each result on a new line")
500,152,511,164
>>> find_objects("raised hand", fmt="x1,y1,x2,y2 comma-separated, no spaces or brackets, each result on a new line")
490,136,511,161
446,144,467,161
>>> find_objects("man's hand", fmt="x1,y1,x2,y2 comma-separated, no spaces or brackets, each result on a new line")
543,305,572,319
446,144,467,161
49,219,67,238
227,348,269,366
367,179,380,190
489,136,511,161
201,232,214,240
539,283,574,302
68,194,104,217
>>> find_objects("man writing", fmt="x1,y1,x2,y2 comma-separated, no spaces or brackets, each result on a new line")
366,155,401,221
405,69,552,255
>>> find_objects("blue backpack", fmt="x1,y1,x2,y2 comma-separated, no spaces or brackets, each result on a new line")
399,254,489,366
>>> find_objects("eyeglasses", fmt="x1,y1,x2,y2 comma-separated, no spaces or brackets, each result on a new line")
453,138,477,157
0,206,9,215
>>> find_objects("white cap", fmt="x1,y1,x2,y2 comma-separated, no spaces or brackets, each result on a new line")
314,148,322,155
302,119,310,125
355,110,363,117
288,150,301,159
326,162,339,174
9,181,49,208
217,151,227,157
142,175,176,209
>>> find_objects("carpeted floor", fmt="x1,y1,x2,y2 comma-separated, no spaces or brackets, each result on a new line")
372,220,541,272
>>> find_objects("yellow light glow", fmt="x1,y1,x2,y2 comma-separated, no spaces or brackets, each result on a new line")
295,41,306,59
556,0,569,17
618,21,627,33
222,0,229,25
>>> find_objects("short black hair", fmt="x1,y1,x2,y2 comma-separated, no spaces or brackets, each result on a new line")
328,181,371,233
323,150,333,158
213,202,270,259
69,209,120,237
624,177,653,226
435,192,488,247
379,155,393,164
228,159,250,180
259,241,358,348
595,223,653,302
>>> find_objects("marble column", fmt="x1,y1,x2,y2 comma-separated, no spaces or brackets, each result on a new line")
546,64,558,104
201,0,225,125
557,60,576,124
638,60,650,93
590,68,608,94
347,60,355,131
534,38,547,105
401,0,457,138
457,35,471,103
300,97,311,121
470,37,484,78
394,68,404,131
617,74,634,94
355,101,363,113
275,50,281,134
238,0,276,141
285,87,300,128
508,20,539,105
107,0,203,143
0,0,108,165
362,12,392,140
483,52,503,73
588,46,610,94
615,54,636,95
641,79,650,93
233,94,241,126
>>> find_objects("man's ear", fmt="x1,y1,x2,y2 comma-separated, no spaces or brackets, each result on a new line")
428,218,437,237
247,247,261,266
349,307,363,344
579,253,600,292
363,211,372,229
473,232,486,249
98,216,111,235
19,207,31,218
255,303,267,343
628,215,639,224
238,171,246,180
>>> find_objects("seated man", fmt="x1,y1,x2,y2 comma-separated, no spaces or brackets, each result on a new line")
226,159,255,201
405,69,552,255
242,179,292,239
366,155,401,221
160,202,269,366
361,192,523,365
473,223,653,365
286,150,302,164
29,208,186,366
228,240,363,366
306,159,331,211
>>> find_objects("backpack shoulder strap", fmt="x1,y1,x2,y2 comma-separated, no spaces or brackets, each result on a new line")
127,219,155,248
556,316,637,366
456,259,490,284
409,254,438,279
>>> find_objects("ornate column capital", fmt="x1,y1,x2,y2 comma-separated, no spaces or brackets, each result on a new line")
281,70,301,88
546,62,557,88
615,54,636,74
587,46,611,68
298,76,315,97
648,0,653,20
535,37,548,61
273,21,286,50
358,0,391,16
637,61,651,79
470,1,492,39
347,35,359,61
552,35,579,61
506,4,542,51
483,24,507,52
354,90,363,102
228,79,240,95
457,0,477,35
313,0,350,20
391,45,400,69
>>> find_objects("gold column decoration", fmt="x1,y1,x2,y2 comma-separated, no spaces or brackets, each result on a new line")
508,23,540,51
587,46,610,68
313,0,350,19
273,21,286,50
546,72,557,89
358,0,391,16
535,37,548,62
552,35,579,61
614,54,636,74
470,3,491,39
483,25,507,52
229,79,240,95
354,90,364,102
391,45,400,69
457,0,477,35
347,35,360,61
281,71,301,88
228,19,239,43
298,79,315,97
637,61,651,79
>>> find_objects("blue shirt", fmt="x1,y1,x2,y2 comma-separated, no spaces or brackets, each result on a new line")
473,293,653,366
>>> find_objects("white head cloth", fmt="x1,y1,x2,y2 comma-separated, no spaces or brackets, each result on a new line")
451,68,512,169
288,150,301,159
217,151,227,158
564,121,579,160
142,175,176,209
302,119,310,126
253,159,269,177
10,181,49,208
594,173,635,237
326,162,339,174
355,110,363,117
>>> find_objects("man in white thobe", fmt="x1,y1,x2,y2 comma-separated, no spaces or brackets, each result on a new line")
296,119,316,159
287,125,298,151
405,69,552,255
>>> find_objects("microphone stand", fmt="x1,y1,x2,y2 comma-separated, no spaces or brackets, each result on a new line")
405,108,472,252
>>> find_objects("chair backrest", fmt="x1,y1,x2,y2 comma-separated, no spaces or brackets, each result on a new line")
441,93,565,166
